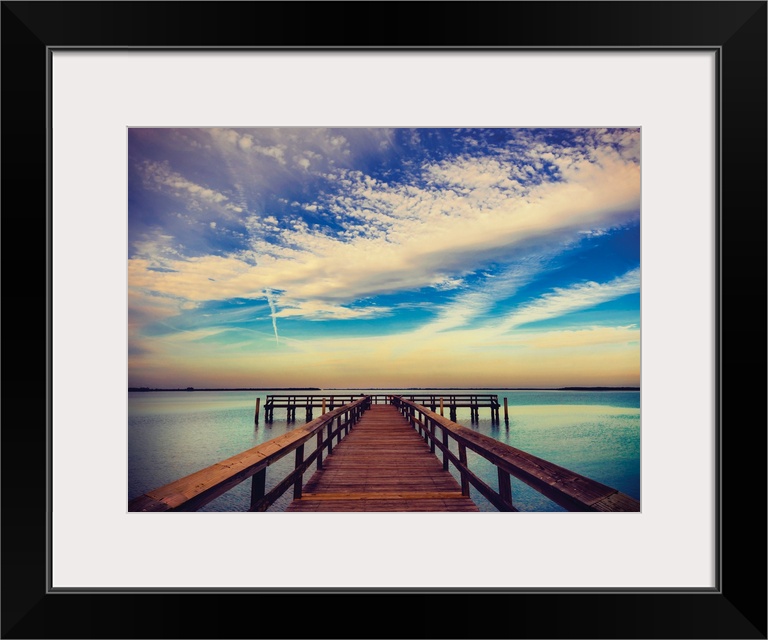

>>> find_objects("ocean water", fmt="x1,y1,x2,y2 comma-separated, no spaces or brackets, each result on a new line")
128,389,640,512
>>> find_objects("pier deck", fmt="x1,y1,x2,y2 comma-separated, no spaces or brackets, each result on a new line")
130,395,639,513
286,404,479,512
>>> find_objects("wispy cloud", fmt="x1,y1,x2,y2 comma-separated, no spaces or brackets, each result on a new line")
264,289,280,344
498,267,641,331
414,256,550,335
128,128,641,387
129,134,639,321
140,160,229,205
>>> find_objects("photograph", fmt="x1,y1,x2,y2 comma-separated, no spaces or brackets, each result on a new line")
127,127,641,514
2,0,764,637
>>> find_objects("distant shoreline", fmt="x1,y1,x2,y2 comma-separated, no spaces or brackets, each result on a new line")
129,386,640,392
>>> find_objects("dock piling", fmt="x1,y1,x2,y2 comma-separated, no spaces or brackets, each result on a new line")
254,397,261,425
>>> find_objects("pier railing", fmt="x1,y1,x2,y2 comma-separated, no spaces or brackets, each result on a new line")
391,396,640,512
264,392,501,422
129,396,371,512
398,393,500,422
263,393,364,421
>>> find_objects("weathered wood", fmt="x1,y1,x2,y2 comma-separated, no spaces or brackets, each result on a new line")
458,444,469,496
293,445,305,499
288,499,480,512
316,432,324,469
287,405,479,512
250,469,266,510
254,397,261,424
300,491,466,500
429,418,436,454
394,397,640,512
127,494,168,512
129,398,369,512
251,448,322,512
442,428,449,470
498,468,513,508
133,393,638,514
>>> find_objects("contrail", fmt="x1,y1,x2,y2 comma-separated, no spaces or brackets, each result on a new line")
264,289,280,344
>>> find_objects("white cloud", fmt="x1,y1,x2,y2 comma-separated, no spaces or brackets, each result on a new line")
264,288,280,344
130,131,640,327
276,300,393,321
140,160,229,204
414,258,548,335
498,267,641,331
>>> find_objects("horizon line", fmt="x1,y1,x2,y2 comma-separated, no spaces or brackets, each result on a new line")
128,386,640,392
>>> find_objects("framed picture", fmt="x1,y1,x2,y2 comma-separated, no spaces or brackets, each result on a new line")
4,2,765,638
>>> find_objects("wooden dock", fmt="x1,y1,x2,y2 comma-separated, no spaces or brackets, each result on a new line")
129,395,640,513
263,392,502,422
286,404,479,512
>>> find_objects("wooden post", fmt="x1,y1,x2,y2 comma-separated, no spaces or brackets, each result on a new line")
504,397,509,422
429,419,436,453
442,428,449,470
459,444,470,496
254,397,261,425
293,445,304,499
249,469,266,511
322,397,326,414
498,468,512,509
440,397,444,416
316,432,324,469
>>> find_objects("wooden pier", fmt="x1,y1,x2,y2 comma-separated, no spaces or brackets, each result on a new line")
286,404,478,512
263,394,362,422
264,392,501,422
129,395,640,513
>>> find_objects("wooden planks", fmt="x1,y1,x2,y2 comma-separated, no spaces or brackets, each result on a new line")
397,398,640,512
129,399,367,512
286,405,480,512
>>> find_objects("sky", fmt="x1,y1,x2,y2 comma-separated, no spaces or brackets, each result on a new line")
128,127,640,389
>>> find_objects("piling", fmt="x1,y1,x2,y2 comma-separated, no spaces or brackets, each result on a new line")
503,397,509,423
440,397,444,416
322,397,326,414
254,397,261,425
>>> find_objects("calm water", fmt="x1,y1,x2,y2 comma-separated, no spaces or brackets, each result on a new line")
128,389,640,512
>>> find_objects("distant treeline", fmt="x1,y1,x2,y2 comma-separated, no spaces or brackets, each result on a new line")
129,386,638,392
557,387,640,391
128,387,322,392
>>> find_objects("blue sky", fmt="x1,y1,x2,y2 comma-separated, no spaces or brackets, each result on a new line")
128,128,640,388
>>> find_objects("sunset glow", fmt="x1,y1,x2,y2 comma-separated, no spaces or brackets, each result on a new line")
128,127,640,388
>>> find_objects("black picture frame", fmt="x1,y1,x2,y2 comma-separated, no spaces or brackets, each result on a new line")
3,2,765,638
